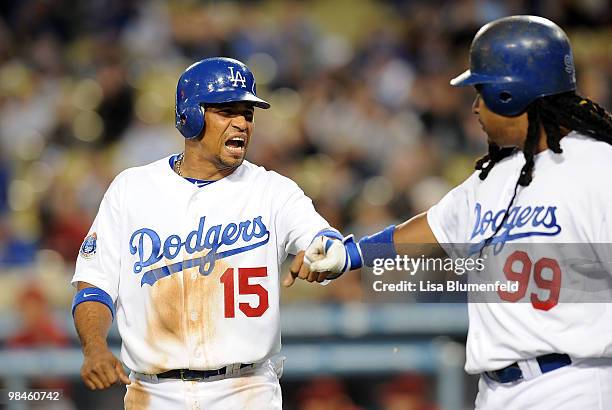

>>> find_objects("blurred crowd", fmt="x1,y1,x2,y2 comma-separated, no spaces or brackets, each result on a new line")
0,0,610,408
0,0,610,305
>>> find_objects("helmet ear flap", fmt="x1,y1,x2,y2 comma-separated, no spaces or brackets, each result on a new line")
479,83,528,116
176,104,205,139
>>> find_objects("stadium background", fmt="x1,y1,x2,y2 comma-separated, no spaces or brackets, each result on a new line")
0,0,609,409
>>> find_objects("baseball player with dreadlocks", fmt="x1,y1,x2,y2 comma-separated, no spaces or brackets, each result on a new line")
71,57,341,409
292,16,612,408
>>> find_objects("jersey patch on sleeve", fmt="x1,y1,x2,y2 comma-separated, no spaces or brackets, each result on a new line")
80,233,98,258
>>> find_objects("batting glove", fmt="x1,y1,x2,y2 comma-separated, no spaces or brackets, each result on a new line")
305,235,364,279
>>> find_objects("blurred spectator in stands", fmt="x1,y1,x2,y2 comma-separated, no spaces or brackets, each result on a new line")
0,153,8,213
94,58,134,146
0,215,36,267
7,283,69,347
39,180,91,263
6,283,76,409
296,376,362,410
376,373,438,410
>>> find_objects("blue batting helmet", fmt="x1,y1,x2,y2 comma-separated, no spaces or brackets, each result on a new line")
451,15,576,116
175,57,270,139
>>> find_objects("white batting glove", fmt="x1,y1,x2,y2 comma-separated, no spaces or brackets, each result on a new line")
305,237,346,273
305,235,363,280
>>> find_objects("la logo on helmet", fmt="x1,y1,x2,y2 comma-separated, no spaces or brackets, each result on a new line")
228,66,247,88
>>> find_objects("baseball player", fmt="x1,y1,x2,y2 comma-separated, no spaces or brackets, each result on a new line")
295,16,612,409
71,57,338,409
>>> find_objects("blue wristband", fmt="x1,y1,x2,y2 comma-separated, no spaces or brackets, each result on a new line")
343,235,363,271
357,225,397,267
72,287,115,320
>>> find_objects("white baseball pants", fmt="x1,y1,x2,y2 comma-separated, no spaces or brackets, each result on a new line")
124,358,283,410
475,358,612,409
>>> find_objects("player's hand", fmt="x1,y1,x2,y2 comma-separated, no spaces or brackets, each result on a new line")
81,342,131,390
306,236,348,274
283,250,332,287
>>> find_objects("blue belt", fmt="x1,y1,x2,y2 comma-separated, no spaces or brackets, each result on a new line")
157,363,253,381
484,353,571,383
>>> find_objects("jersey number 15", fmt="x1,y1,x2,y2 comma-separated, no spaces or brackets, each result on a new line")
220,267,269,318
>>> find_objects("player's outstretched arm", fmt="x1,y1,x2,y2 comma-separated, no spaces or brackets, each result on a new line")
293,212,445,279
393,212,444,256
73,282,130,390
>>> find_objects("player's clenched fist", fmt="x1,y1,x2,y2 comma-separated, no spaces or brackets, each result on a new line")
305,236,349,274
283,250,331,287
284,235,362,287
81,343,131,390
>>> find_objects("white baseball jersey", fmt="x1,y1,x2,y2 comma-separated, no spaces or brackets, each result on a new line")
428,132,612,374
72,156,329,374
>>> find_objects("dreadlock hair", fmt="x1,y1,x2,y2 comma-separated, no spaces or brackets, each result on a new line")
477,91,612,252
476,91,612,183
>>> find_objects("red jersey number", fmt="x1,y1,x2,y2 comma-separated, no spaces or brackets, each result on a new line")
498,251,561,311
220,267,269,318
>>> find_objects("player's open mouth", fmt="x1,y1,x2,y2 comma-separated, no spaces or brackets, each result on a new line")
224,136,247,155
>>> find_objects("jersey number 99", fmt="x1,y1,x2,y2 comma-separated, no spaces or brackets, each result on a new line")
497,250,562,311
